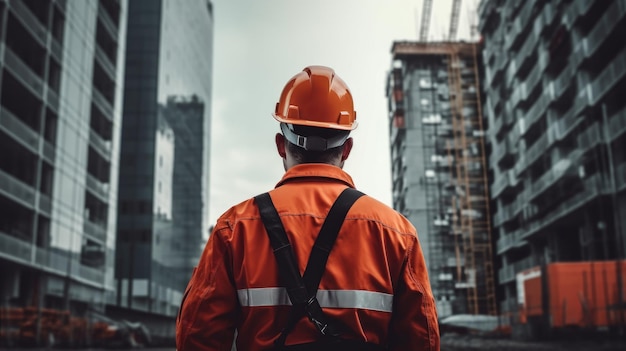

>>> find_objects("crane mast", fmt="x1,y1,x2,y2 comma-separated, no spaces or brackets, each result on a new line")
419,0,462,41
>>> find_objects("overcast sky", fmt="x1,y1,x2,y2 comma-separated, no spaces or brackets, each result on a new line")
208,0,480,225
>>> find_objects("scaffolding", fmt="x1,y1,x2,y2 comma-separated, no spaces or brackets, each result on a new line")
446,44,497,316
390,41,497,316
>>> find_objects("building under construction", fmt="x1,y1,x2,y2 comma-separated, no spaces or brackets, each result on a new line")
479,0,626,338
386,41,496,318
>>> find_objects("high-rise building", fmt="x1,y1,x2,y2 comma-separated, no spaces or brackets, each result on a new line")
386,41,496,317
114,0,213,329
479,0,626,326
0,0,126,335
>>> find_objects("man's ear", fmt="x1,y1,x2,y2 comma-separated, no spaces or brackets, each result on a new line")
275,133,287,158
341,137,353,161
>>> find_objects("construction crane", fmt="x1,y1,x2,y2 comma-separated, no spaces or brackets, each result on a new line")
419,0,433,41
449,0,462,40
419,0,462,42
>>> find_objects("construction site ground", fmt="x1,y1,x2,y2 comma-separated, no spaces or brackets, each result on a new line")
442,333,626,351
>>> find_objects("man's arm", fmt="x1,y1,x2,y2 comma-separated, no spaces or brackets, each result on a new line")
176,226,238,351
389,235,440,351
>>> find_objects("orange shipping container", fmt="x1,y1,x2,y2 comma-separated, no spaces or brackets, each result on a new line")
521,260,626,328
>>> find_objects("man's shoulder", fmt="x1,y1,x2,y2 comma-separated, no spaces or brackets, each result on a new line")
213,196,260,230
349,193,416,236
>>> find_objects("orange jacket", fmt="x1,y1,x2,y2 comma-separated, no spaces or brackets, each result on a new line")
176,164,439,351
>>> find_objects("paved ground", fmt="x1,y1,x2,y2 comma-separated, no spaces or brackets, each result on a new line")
441,334,626,351
2,336,625,350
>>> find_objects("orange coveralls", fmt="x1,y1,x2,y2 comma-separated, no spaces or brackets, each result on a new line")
176,164,440,350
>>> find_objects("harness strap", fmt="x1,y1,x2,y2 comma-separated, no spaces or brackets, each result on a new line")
254,188,364,349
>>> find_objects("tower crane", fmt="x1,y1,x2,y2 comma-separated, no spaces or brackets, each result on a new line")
419,0,433,41
448,0,462,40
419,0,462,42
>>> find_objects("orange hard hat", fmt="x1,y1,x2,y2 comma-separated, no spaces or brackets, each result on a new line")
273,66,357,131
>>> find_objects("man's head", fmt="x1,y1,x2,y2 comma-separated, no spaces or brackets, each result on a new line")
272,66,357,170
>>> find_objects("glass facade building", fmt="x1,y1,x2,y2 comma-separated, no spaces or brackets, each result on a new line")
115,0,213,321
479,0,626,330
0,0,126,323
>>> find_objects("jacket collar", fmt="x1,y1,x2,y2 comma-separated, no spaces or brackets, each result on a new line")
275,163,356,188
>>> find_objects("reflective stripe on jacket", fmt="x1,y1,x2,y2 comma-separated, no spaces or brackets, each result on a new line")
176,164,440,351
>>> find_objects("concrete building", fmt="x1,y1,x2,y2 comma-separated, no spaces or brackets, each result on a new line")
113,0,213,334
0,0,126,331
386,41,496,317
478,0,626,323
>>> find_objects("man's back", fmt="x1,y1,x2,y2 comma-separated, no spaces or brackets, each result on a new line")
176,164,439,350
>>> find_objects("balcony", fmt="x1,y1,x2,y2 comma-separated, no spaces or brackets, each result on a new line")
492,134,517,166
33,246,105,285
589,47,626,106
565,1,625,73
92,88,114,119
527,155,579,203
492,169,518,198
515,132,548,177
504,0,534,50
502,101,515,127
609,105,626,141
522,94,549,135
493,194,524,227
0,108,39,154
0,230,32,264
491,114,503,138
504,19,522,51
573,0,595,19
498,264,514,284
3,45,45,99
39,194,52,215
509,82,527,111
578,123,603,151
47,88,60,114
0,169,36,208
617,162,626,193
97,2,119,39
498,256,535,284
496,228,526,255
490,53,508,87
525,63,542,97
581,1,626,60
34,246,69,274
521,173,610,241
9,0,48,46
550,64,575,101
86,173,110,202
572,87,591,117
78,263,105,284
42,140,55,163
83,219,107,243
508,120,523,146
95,45,117,79
504,1,535,52
547,106,582,143
534,2,558,37
89,129,111,159
50,38,63,62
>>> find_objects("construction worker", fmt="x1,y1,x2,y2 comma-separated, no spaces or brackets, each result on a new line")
176,66,440,351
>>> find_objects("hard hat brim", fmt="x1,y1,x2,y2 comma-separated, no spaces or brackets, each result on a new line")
272,113,358,131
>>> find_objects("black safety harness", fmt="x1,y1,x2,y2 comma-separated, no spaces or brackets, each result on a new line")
254,188,386,351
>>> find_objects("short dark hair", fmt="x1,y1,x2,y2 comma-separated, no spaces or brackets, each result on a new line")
285,125,349,164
